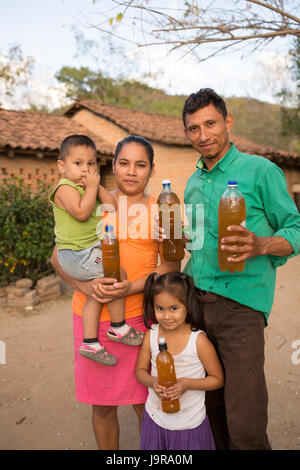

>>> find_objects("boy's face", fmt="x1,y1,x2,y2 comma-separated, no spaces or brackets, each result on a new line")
57,145,97,188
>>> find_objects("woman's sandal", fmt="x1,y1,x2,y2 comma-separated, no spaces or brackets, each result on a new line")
79,344,118,366
106,326,144,346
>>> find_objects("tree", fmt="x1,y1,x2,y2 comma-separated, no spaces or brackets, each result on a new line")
91,0,300,61
0,44,34,107
278,37,300,146
55,65,163,107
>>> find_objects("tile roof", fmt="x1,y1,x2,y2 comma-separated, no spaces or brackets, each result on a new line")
0,108,114,156
65,99,300,165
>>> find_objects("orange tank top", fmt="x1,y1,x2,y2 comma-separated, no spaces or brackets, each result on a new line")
72,195,159,322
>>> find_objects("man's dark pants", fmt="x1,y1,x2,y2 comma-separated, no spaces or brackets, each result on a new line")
202,294,271,450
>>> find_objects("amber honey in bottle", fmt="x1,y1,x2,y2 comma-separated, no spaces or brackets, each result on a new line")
157,180,185,262
218,180,246,273
156,337,180,414
101,225,121,281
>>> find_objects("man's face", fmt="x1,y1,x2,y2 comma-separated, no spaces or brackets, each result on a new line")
184,103,234,166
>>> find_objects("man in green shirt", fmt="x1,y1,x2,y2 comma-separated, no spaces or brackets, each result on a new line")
182,88,300,450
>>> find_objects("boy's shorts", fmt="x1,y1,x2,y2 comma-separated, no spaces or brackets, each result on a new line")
57,240,104,281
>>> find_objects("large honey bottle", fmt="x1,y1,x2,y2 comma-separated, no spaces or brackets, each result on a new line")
101,225,121,281
218,180,246,273
156,337,180,414
157,180,185,262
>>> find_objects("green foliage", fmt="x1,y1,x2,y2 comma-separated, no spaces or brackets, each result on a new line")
0,177,55,287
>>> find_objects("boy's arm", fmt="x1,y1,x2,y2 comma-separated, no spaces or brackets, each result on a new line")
55,173,99,221
98,185,117,211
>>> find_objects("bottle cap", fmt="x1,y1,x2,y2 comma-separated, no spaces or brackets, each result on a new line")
227,180,238,186
105,225,114,231
162,179,170,185
158,337,168,350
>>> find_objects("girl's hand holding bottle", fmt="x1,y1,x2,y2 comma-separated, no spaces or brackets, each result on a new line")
163,378,189,401
153,379,168,399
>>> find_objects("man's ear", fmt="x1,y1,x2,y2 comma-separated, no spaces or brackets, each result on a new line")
226,113,234,133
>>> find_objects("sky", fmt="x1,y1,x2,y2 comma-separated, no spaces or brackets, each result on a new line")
0,0,297,110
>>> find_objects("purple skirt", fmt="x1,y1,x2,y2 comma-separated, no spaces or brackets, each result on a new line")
140,410,216,450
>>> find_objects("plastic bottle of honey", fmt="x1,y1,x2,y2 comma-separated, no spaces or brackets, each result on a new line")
156,337,180,414
218,180,246,273
101,225,121,281
157,180,185,262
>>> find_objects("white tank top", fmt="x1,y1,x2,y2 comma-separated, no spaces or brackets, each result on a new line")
145,324,207,430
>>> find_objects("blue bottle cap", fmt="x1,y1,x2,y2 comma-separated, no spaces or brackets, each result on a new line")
105,225,114,231
227,180,238,185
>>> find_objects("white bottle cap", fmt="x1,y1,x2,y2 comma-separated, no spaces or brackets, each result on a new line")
158,336,166,344
162,179,170,185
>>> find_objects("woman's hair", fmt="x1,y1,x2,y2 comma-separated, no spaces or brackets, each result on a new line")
114,135,154,168
143,272,205,331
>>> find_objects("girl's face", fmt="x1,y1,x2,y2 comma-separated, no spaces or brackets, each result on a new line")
112,142,154,196
154,291,187,332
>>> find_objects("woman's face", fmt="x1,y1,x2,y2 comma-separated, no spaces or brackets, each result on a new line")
113,142,154,196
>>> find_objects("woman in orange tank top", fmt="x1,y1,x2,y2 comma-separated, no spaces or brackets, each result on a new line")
51,135,181,450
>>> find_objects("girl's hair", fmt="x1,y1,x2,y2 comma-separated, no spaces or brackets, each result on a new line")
114,135,154,168
143,272,205,332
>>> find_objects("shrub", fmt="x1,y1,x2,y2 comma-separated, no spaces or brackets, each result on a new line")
0,177,55,287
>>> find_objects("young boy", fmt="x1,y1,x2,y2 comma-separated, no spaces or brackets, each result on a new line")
50,135,144,366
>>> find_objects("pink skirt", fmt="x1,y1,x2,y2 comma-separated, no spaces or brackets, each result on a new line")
73,313,148,406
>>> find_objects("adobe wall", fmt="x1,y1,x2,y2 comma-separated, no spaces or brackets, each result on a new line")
148,143,199,202
72,109,128,143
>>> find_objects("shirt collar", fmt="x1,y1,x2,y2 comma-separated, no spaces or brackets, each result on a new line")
196,143,238,173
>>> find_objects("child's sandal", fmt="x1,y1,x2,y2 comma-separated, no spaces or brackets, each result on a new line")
79,344,117,366
106,326,144,346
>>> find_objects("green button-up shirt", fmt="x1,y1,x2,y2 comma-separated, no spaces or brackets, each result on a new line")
183,143,300,323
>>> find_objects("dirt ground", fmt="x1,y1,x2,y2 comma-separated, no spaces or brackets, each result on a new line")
0,257,299,450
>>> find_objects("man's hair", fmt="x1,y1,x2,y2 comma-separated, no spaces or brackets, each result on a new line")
59,135,97,161
182,88,228,126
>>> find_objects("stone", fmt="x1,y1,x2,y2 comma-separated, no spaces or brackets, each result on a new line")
24,290,38,301
36,275,60,292
7,287,31,298
6,295,39,308
15,279,33,289
36,284,61,297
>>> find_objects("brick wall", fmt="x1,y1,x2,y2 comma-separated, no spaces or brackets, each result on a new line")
0,154,60,191
0,151,115,192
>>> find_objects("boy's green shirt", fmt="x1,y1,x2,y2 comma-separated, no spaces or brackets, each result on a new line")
49,178,103,251
183,144,300,323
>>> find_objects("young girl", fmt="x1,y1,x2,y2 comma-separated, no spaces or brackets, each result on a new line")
135,272,224,450
50,135,144,367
